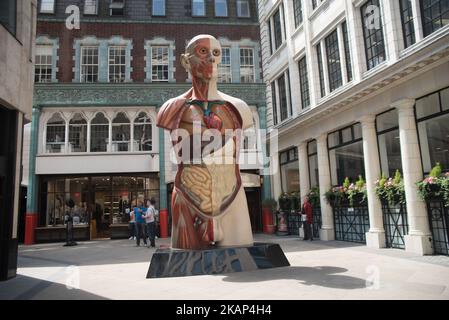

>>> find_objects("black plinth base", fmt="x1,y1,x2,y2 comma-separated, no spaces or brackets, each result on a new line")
147,242,290,278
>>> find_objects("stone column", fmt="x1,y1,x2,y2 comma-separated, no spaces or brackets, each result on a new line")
298,142,310,205
316,133,334,240
271,150,282,205
360,115,386,248
394,99,433,255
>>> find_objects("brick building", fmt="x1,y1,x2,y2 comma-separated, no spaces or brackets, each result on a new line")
25,0,269,243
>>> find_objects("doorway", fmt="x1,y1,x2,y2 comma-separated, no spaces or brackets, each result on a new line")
245,188,262,233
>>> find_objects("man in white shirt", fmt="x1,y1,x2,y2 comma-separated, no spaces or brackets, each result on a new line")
145,199,157,247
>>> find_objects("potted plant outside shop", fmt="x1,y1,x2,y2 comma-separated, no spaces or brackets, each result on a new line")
278,192,291,211
375,170,406,206
289,191,301,213
325,176,367,207
307,187,321,208
417,163,449,207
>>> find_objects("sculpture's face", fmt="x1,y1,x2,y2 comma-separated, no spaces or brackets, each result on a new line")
186,37,222,81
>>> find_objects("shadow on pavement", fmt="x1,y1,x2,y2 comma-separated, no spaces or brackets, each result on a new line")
0,275,108,300
222,266,367,290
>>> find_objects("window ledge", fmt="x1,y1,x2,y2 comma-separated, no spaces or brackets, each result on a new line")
309,0,330,21
290,23,304,39
361,61,389,80
267,42,287,64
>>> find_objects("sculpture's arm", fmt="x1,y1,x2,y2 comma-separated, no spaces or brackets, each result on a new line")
218,92,253,130
156,97,187,131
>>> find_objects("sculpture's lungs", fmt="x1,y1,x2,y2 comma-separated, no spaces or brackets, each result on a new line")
178,164,239,217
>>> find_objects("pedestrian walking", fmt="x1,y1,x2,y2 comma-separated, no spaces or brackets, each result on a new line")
302,196,313,241
145,198,157,248
134,201,147,247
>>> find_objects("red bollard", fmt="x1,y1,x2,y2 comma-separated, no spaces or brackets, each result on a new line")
262,208,275,234
159,209,169,238
24,213,38,245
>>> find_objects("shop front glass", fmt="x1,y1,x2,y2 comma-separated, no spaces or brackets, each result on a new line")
376,109,402,177
416,87,449,173
329,123,365,185
307,140,319,188
40,174,160,231
280,147,300,193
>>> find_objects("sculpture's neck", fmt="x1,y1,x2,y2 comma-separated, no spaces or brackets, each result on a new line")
191,76,220,101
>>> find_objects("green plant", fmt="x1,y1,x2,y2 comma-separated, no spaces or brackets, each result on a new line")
278,192,291,211
307,186,320,207
289,191,300,212
325,176,367,207
417,163,449,207
375,170,406,206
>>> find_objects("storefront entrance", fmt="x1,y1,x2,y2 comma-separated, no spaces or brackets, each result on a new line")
37,174,159,243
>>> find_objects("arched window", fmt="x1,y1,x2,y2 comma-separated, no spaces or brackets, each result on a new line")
91,112,109,152
133,112,152,151
46,113,65,153
112,112,130,152
69,113,87,152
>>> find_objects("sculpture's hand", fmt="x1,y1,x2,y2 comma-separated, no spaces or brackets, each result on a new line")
181,166,213,213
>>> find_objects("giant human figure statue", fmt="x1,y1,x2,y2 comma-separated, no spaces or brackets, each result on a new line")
157,35,254,250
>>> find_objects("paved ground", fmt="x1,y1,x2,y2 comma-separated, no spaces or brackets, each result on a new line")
1,234,449,300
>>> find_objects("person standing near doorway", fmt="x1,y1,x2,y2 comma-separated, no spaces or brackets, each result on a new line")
302,196,313,241
145,199,157,248
134,201,147,247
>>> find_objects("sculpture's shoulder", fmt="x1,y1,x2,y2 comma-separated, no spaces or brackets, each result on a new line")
218,91,253,130
157,96,187,131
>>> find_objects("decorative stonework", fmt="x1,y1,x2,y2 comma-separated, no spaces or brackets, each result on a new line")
34,84,267,107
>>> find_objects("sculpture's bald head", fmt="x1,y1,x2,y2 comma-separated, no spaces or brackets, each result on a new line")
181,34,222,81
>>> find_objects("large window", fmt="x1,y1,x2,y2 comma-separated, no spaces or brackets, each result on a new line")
298,56,310,109
416,87,449,173
421,0,449,37
46,113,66,154
329,123,365,186
342,21,353,82
325,29,342,92
35,45,53,83
308,140,319,188
134,112,153,151
273,7,284,51
151,46,169,82
0,0,16,35
152,0,165,16
215,0,228,17
361,0,386,70
272,71,292,123
108,46,126,83
69,113,88,153
192,0,205,16
40,0,55,13
240,48,254,83
91,113,109,152
80,46,99,83
218,47,231,83
316,43,326,98
237,0,250,17
280,147,299,193
399,0,416,48
84,0,99,15
112,113,130,152
376,109,402,177
293,0,303,28
271,82,278,125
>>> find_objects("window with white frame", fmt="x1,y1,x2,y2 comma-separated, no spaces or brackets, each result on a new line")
110,0,125,16
134,112,152,151
325,29,342,92
421,0,449,37
84,0,98,15
271,70,292,123
293,0,303,28
361,0,386,70
40,0,55,13
192,0,205,16
69,113,88,153
90,113,109,152
151,46,169,82
268,5,285,55
237,0,250,17
46,113,66,154
312,0,324,10
218,47,232,83
108,46,126,83
112,113,130,152
298,56,310,109
240,48,254,83
80,46,99,83
35,45,53,83
215,0,228,17
316,43,326,98
152,0,165,16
